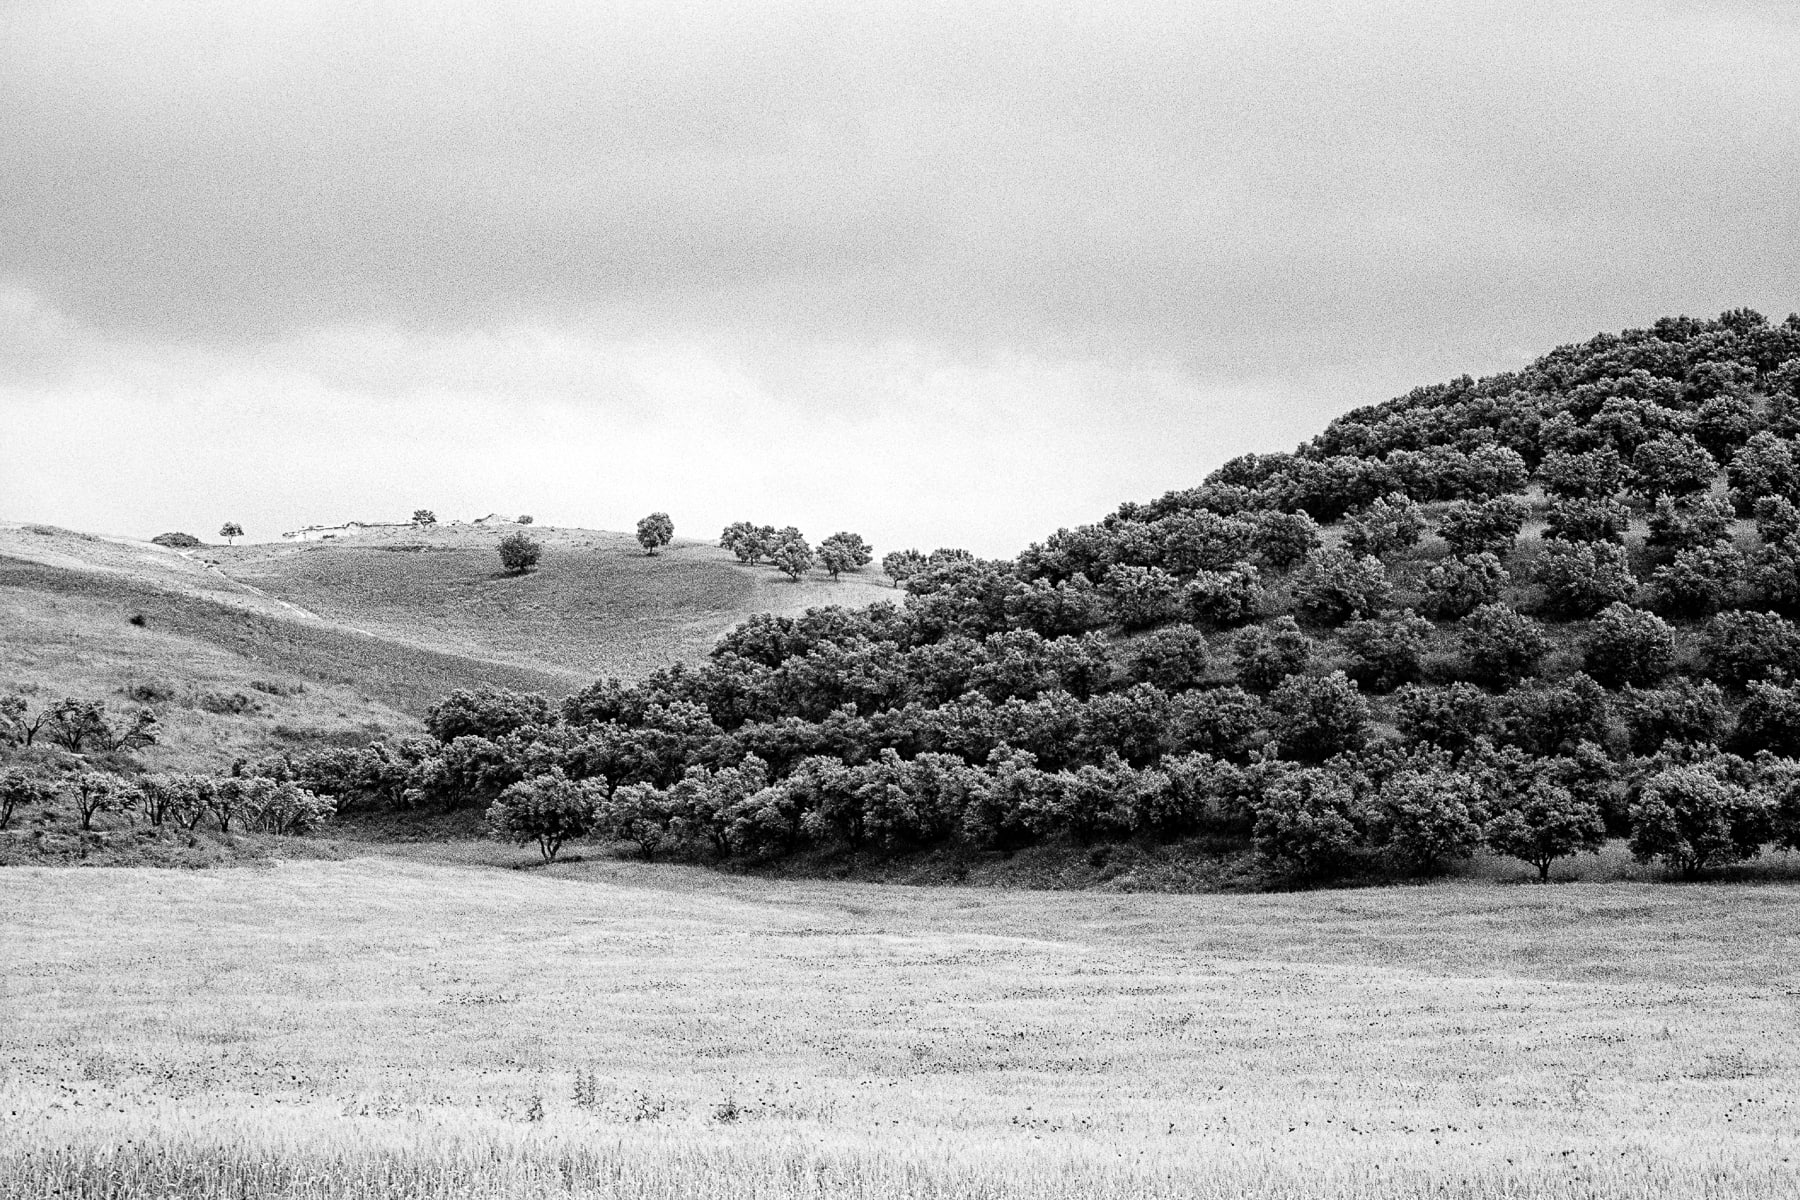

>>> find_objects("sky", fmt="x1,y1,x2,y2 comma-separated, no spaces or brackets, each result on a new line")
2,0,1798,557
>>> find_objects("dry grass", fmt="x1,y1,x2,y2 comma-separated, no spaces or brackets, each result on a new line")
3,856,1798,1197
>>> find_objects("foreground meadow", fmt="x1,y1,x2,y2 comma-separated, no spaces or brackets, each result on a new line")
3,858,1798,1198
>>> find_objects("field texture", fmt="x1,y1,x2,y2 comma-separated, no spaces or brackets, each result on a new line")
4,859,1798,1198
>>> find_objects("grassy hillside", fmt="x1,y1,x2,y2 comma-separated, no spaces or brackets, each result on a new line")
4,857,1798,1197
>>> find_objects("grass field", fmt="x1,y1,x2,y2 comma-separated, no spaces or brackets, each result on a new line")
4,855,1798,1198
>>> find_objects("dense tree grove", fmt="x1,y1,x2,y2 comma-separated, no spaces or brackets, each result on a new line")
13,310,1800,885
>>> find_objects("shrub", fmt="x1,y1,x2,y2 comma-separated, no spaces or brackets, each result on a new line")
1253,510,1320,571
1167,687,1266,760
1484,778,1606,881
1459,604,1549,688
882,548,927,586
769,530,815,581
1435,497,1526,557
1629,434,1716,501
487,769,604,862
636,512,675,555
497,532,542,575
1628,764,1770,878
1102,564,1185,631
1583,603,1676,688
1652,544,1743,618
1702,610,1800,686
1420,552,1509,621
1293,550,1390,626
426,687,553,742
1343,493,1425,559
1539,447,1623,500
1268,671,1369,762
413,509,437,526
1644,496,1732,559
1544,497,1629,545
1372,766,1483,876
1184,563,1264,628
1126,626,1211,693
1726,432,1799,512
1232,617,1315,693
818,532,874,579
150,531,202,549
1535,538,1637,617
1750,538,1800,612
1155,511,1258,575
1394,682,1492,751
1754,496,1800,545
1619,679,1729,755
1251,768,1364,880
1339,610,1432,693
518,515,533,525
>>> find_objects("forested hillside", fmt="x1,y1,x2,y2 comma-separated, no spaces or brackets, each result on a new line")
57,310,1800,883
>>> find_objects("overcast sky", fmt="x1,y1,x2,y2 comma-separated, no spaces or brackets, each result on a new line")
3,0,1797,556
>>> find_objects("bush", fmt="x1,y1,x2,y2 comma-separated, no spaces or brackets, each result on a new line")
151,531,202,549
1343,493,1425,559
1583,603,1676,688
1495,674,1610,757
1253,510,1320,571
1754,496,1800,545
818,532,874,579
1459,604,1549,688
1484,778,1606,881
1251,768,1364,880
636,512,675,555
1628,764,1770,878
487,769,604,862
1436,497,1526,557
1293,550,1390,626
1420,552,1509,621
1645,496,1732,559
1726,432,1799,512
1394,682,1492,751
1539,447,1623,500
1751,537,1800,612
1619,679,1729,755
1339,610,1432,693
1652,544,1743,618
1535,538,1637,618
426,687,553,742
1544,497,1629,545
1126,627,1211,693
1372,766,1483,876
1702,610,1800,686
1102,564,1185,631
1268,671,1369,762
413,509,437,526
497,532,542,575
1232,616,1315,693
1629,434,1716,501
518,515,533,525
1184,563,1264,628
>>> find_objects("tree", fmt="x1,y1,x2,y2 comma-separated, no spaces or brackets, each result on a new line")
1233,616,1314,692
497,532,542,575
518,514,534,525
413,510,437,526
1343,493,1425,559
1126,626,1212,693
1184,563,1264,628
1268,671,1369,762
636,512,674,555
1544,497,1629,545
1460,603,1548,688
1539,447,1624,500
818,532,873,580
70,771,127,831
218,521,243,545
1436,497,1526,558
487,769,604,862
1645,496,1732,559
1703,610,1800,686
1485,778,1606,882
1339,610,1432,693
1394,682,1492,751
1252,768,1364,880
1583,603,1676,688
1101,564,1185,631
882,548,927,587
769,531,815,581
0,770,55,829
1619,679,1729,755
1535,539,1637,618
1420,552,1509,621
1653,544,1743,618
425,687,553,742
1629,434,1717,502
1253,510,1320,571
1293,550,1390,626
1628,764,1770,879
1373,766,1484,876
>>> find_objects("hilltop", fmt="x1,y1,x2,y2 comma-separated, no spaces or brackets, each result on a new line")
0,520,889,771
